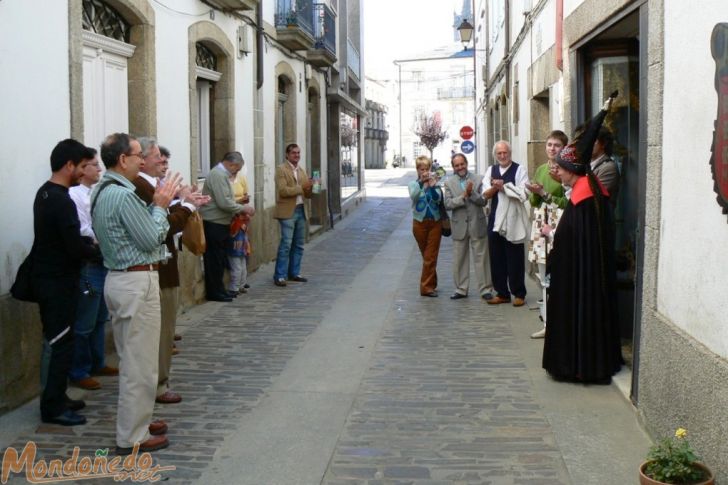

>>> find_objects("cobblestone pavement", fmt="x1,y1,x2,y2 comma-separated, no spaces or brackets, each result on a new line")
2,169,645,484
320,231,569,485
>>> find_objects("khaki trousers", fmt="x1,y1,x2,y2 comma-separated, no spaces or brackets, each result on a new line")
105,271,160,448
412,219,442,295
452,235,492,296
157,286,178,396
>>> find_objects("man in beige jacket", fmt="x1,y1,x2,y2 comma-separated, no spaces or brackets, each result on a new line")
273,143,313,287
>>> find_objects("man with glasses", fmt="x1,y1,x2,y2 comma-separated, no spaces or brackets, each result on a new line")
68,147,118,391
92,133,181,455
133,138,207,408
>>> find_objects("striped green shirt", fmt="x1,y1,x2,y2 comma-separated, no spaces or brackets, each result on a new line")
91,171,170,270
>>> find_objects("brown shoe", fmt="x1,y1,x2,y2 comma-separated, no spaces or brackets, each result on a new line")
72,377,102,390
93,366,119,377
149,419,168,436
485,295,512,305
116,435,169,455
513,297,526,307
172,345,180,356
155,391,182,404
173,334,182,341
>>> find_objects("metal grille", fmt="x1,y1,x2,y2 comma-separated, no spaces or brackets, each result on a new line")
82,0,130,42
196,43,217,71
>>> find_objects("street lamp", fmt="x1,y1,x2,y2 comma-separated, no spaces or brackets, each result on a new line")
457,19,474,51
457,17,478,169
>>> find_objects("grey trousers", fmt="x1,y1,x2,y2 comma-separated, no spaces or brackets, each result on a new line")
452,235,492,296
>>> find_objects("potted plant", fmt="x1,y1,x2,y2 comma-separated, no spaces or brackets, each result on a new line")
639,428,715,485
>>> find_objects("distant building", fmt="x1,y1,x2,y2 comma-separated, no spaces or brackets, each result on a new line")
393,46,474,167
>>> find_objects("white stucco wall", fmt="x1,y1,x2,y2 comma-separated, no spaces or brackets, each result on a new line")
658,0,728,357
0,1,71,293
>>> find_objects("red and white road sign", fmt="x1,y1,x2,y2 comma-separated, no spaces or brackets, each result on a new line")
460,125,474,140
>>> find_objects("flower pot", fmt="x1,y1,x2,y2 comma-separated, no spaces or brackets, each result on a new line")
639,461,715,485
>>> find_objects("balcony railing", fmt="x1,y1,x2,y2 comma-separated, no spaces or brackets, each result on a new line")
347,38,360,80
313,3,336,55
437,86,475,99
275,0,314,38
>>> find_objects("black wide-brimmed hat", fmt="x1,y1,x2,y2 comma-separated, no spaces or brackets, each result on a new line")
556,90,618,175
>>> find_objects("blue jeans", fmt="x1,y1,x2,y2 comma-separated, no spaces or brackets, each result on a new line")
68,263,109,381
274,205,306,280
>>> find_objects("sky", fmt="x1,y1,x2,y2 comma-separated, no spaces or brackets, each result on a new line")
363,0,465,81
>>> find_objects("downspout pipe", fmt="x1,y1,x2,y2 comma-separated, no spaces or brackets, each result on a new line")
556,0,564,71
257,3,264,89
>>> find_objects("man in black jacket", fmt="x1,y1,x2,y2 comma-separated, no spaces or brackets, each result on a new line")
32,139,98,426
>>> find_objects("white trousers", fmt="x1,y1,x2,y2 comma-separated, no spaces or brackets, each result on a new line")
105,271,160,448
227,255,248,292
452,235,492,296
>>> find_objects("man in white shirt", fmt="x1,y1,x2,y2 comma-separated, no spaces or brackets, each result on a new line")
482,141,529,307
133,137,207,408
68,147,118,391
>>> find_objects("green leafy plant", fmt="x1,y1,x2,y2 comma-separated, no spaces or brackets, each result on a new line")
644,428,708,484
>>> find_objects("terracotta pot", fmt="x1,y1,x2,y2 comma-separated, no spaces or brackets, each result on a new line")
639,461,715,485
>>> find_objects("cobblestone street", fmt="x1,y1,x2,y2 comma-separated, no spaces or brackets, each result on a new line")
1,169,649,484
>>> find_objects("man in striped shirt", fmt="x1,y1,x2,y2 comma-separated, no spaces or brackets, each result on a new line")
92,133,181,455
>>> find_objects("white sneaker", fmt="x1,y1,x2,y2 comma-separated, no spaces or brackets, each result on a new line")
530,327,546,339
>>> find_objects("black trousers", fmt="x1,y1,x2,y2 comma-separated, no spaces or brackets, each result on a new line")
203,220,230,298
34,275,79,418
488,231,526,299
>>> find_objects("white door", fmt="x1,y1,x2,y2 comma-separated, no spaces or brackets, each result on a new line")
81,31,134,150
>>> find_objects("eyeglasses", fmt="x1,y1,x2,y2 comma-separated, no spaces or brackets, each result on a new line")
126,152,144,160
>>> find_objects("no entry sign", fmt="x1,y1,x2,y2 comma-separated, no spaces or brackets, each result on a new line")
460,125,474,140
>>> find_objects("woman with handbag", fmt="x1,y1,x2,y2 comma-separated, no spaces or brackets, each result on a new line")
408,155,446,297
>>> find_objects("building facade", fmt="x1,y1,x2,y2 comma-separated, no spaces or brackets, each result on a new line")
393,47,475,168
473,0,728,480
0,0,365,413
363,76,390,169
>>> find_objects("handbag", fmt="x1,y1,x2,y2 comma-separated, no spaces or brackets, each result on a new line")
181,211,206,255
438,191,452,237
10,247,36,302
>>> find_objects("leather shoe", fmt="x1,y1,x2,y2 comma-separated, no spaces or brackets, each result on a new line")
288,275,308,282
226,290,239,298
92,366,119,377
422,291,438,297
155,391,182,404
174,334,182,341
450,292,467,300
481,292,493,300
243,283,250,289
207,294,233,302
513,297,526,307
274,278,287,287
72,377,102,390
116,435,169,455
64,396,85,412
149,419,168,436
486,295,511,305
172,345,180,356
42,410,87,426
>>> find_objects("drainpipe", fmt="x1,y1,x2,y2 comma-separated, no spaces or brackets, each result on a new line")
256,3,263,89
555,0,563,71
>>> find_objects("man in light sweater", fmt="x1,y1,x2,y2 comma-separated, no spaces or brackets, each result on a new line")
200,152,255,302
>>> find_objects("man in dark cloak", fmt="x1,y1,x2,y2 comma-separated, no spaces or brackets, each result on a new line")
541,92,623,384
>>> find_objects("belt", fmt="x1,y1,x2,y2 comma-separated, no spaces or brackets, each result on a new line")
114,264,159,272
